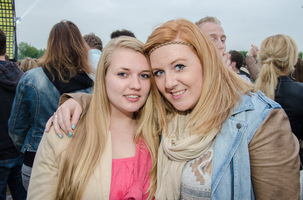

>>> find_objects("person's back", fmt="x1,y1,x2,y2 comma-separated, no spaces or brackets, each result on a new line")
0,60,23,160
0,28,26,200
275,76,303,139
293,58,303,83
255,34,303,167
8,20,94,191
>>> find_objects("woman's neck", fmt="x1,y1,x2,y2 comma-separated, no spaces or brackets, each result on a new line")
110,113,137,159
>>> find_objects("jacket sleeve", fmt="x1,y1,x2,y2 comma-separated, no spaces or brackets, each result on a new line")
27,127,66,200
59,92,92,118
8,80,32,151
245,56,259,81
249,108,300,200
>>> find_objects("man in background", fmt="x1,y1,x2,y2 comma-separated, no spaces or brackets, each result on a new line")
229,50,252,82
110,29,136,39
0,28,26,200
196,16,230,66
83,33,103,81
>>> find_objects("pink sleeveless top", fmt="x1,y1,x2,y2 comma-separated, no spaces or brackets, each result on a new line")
109,139,152,200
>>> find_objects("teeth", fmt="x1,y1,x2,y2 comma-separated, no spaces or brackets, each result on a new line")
172,90,185,96
126,95,139,98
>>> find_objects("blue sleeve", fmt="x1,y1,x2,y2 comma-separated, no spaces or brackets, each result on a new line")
8,78,32,152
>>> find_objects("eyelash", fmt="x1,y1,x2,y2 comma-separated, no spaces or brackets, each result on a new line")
141,74,150,79
175,64,185,71
118,72,127,77
118,72,150,79
153,64,185,77
153,70,164,77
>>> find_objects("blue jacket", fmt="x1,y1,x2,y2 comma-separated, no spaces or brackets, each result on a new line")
8,67,93,153
211,91,291,199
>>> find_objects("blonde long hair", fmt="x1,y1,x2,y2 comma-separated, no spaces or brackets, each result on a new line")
144,19,253,136
254,34,298,99
56,36,162,199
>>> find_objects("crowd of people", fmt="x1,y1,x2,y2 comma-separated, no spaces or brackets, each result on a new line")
0,16,302,200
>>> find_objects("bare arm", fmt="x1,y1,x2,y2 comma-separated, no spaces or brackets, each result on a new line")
245,44,259,81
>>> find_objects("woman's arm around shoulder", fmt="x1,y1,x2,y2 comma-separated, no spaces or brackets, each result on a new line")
45,92,92,137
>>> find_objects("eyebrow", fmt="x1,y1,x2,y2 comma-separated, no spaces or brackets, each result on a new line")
119,67,150,73
141,69,151,73
170,58,187,66
152,58,187,71
209,34,226,39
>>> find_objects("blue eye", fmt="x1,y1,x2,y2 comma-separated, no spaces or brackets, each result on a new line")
175,64,184,71
153,70,164,77
140,73,150,79
118,72,127,77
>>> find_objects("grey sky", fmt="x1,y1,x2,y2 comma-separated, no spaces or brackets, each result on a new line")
16,0,303,52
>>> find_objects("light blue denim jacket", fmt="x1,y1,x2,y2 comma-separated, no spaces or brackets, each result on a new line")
211,91,281,200
8,67,93,153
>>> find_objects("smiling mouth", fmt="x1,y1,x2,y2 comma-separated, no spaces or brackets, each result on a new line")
171,90,185,96
125,95,139,99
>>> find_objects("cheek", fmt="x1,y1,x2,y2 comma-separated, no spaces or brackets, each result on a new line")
155,78,165,95
142,82,151,95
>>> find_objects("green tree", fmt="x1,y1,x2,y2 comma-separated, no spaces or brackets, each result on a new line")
18,42,45,61
239,51,247,59
299,51,303,59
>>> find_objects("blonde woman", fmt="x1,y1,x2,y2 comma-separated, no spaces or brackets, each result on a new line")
255,34,303,166
19,57,38,72
28,36,161,199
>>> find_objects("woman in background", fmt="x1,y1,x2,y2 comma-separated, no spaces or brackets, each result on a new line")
19,57,38,72
8,20,94,191
255,34,303,167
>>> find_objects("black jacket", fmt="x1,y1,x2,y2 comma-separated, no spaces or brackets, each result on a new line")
275,76,303,140
0,60,23,160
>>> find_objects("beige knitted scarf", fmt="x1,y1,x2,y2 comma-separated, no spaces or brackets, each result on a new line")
155,113,217,199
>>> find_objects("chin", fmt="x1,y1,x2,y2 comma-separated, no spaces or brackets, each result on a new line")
173,104,190,112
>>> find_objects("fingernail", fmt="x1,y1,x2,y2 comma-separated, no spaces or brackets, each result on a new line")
72,124,76,130
58,134,62,139
68,132,72,138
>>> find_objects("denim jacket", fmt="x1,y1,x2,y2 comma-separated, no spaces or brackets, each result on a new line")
8,67,93,153
211,91,281,200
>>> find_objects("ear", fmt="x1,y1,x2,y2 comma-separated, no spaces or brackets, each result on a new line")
230,61,236,67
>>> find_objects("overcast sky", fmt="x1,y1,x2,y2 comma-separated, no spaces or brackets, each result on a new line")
15,0,303,52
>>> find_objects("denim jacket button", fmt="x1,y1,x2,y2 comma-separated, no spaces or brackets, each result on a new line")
236,123,242,129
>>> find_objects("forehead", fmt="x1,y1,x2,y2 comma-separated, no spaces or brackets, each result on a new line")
149,44,197,68
198,22,225,38
109,48,149,70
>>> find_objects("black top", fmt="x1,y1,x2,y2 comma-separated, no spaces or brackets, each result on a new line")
0,60,24,160
275,76,303,140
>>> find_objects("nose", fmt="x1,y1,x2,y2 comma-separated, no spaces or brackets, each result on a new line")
165,72,177,90
215,40,226,53
129,76,141,90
